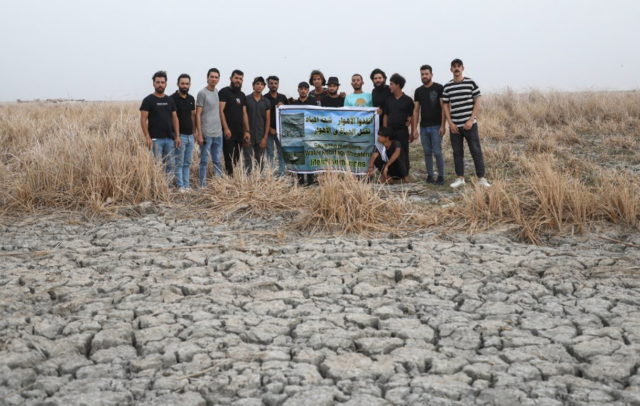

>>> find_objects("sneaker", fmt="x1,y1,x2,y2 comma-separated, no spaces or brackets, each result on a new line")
477,178,491,188
435,176,444,185
450,178,466,188
178,188,189,194
426,175,435,184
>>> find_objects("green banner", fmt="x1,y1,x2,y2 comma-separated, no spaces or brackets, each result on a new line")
276,106,379,174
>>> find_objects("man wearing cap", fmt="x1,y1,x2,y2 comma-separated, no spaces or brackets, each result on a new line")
344,74,372,107
292,82,317,106
321,77,345,108
264,75,288,175
244,76,271,172
442,58,490,188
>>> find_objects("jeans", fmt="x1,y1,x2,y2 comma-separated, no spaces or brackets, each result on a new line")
266,134,286,175
174,134,194,188
199,136,223,187
420,126,444,178
450,123,485,178
152,138,175,177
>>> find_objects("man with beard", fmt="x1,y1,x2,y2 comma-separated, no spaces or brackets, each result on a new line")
196,68,224,187
370,68,391,110
171,73,196,191
264,75,287,175
219,69,251,175
292,82,316,105
443,58,490,188
140,71,181,177
382,73,414,176
412,64,445,185
244,76,271,172
344,74,372,107
321,77,345,107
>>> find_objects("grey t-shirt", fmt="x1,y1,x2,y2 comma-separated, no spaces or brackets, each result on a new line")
246,94,271,143
196,87,222,138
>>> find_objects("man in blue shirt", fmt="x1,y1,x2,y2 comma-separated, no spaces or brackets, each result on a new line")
344,74,372,107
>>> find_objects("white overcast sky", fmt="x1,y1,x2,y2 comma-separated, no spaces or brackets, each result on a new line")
1,0,638,101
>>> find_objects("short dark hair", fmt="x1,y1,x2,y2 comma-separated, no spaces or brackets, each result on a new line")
451,58,464,67
370,68,386,81
266,75,279,83
352,73,364,81
207,68,220,77
253,76,266,86
389,73,406,89
231,69,244,78
152,71,167,81
177,73,191,83
420,65,432,73
309,70,326,86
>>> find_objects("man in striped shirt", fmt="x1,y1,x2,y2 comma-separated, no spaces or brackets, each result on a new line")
442,59,490,188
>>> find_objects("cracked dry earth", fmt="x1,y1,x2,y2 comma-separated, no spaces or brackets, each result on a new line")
1,213,640,406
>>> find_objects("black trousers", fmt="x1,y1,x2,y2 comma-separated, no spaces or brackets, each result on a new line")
243,142,264,173
223,134,243,175
390,127,410,173
450,123,485,178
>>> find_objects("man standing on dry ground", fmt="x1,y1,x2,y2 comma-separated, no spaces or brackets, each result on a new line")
292,82,316,106
140,71,181,177
321,77,345,107
196,68,224,187
244,76,271,172
344,74,372,107
309,70,327,105
171,73,196,192
264,75,288,175
412,64,445,185
382,73,414,177
219,70,251,175
442,58,490,188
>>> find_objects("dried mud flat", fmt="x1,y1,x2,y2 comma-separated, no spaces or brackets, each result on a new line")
1,208,640,406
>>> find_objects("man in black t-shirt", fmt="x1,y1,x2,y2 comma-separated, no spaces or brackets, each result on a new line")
370,68,392,110
219,69,251,175
412,65,446,185
170,73,196,190
367,127,407,183
264,75,288,175
140,70,181,177
292,82,317,106
320,77,345,107
382,73,414,175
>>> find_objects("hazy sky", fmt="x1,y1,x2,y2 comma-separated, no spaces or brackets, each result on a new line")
2,0,639,101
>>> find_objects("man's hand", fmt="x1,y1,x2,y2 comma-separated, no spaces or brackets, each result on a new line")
269,128,276,136
224,128,232,139
243,131,250,144
196,135,203,146
463,118,474,130
367,166,376,177
439,126,445,136
259,136,267,149
145,137,153,150
174,137,182,149
449,122,460,134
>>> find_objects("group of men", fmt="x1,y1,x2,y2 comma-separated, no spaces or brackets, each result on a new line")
139,58,489,190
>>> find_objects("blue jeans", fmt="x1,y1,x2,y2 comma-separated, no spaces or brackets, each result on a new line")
199,136,223,187
152,138,175,176
420,126,444,178
266,134,285,175
174,134,194,188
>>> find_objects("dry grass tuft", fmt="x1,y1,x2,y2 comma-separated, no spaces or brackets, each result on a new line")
191,159,305,221
297,171,428,235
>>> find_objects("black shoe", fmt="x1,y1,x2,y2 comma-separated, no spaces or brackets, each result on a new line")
426,175,435,184
435,176,444,185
